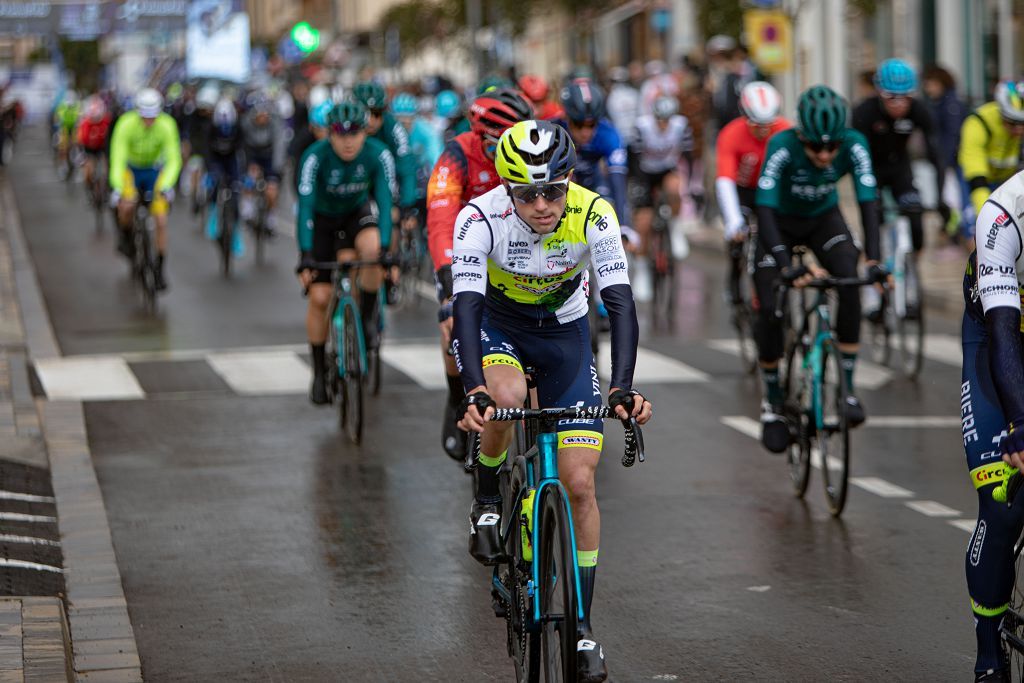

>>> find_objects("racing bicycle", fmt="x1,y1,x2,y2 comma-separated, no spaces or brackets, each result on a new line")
866,191,924,379
488,392,645,681
727,214,759,375
128,192,160,315
775,254,879,516
307,259,390,444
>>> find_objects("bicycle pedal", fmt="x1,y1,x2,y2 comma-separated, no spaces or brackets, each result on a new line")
491,597,508,618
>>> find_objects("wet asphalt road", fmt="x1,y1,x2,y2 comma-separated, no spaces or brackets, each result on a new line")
9,126,977,681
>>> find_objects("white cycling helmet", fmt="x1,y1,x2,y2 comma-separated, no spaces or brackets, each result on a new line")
995,81,1024,124
196,85,220,110
213,98,237,128
653,95,679,119
136,88,163,118
309,84,331,109
739,81,782,125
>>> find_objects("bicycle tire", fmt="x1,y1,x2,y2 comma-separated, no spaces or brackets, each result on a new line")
783,336,812,498
219,193,234,278
325,305,341,405
818,338,851,516
1000,532,1024,669
897,254,924,379
537,486,579,682
733,301,758,375
651,232,674,326
253,198,268,266
502,455,541,683
340,303,364,444
135,211,158,315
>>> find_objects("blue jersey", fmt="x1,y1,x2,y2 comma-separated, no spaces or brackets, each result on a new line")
555,117,632,228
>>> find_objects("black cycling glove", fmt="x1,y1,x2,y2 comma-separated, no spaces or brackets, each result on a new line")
609,388,643,417
867,263,889,284
296,251,315,274
435,264,454,303
458,390,496,422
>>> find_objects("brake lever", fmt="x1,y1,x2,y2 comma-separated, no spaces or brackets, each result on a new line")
621,417,645,467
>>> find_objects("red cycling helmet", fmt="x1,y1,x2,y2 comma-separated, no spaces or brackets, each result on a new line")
517,74,550,104
469,88,534,140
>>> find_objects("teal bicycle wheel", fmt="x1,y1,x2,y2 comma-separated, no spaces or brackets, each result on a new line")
537,486,579,682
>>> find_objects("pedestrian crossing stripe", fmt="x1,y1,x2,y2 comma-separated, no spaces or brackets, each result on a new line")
32,341,712,401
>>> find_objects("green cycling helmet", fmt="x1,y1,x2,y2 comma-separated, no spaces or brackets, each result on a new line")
352,81,388,110
796,85,848,144
327,101,368,133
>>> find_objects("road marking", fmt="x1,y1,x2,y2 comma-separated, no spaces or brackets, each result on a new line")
0,512,57,523
0,490,55,504
707,339,891,389
746,585,771,592
923,333,962,366
0,534,60,546
869,416,962,428
414,278,437,302
0,559,63,573
35,356,145,400
849,477,913,498
599,346,709,384
949,519,977,533
720,415,760,439
380,342,447,390
206,351,310,395
905,500,960,517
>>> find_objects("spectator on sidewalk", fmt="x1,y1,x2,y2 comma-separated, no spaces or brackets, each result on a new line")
923,64,969,245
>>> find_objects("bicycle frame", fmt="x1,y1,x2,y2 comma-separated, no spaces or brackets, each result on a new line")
327,271,367,379
880,191,913,319
794,291,834,431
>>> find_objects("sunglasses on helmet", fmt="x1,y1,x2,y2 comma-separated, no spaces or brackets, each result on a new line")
330,121,364,135
508,179,570,204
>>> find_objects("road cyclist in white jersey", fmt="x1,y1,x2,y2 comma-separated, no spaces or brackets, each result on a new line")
453,119,652,682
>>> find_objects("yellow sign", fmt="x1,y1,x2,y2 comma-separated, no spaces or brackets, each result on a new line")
744,9,792,74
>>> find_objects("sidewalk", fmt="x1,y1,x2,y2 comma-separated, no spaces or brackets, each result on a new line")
0,167,142,681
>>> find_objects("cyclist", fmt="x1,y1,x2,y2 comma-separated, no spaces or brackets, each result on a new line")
352,81,419,223
454,120,652,683
185,85,219,217
296,102,396,405
426,88,533,459
54,91,80,174
631,95,695,282
78,95,113,195
852,59,948,284
391,92,442,220
108,88,181,291
754,85,882,452
556,79,632,238
963,167,1024,682
204,98,244,245
715,81,791,303
517,74,563,120
240,94,284,232
435,89,469,142
959,81,1024,251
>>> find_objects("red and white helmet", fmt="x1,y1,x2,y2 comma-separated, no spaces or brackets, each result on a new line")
739,81,782,125
85,95,107,122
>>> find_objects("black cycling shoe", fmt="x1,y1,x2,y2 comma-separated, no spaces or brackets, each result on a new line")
154,262,168,292
760,402,790,454
577,633,608,683
469,500,505,565
309,372,329,406
843,394,866,427
443,402,468,461
976,667,1010,682
863,306,884,324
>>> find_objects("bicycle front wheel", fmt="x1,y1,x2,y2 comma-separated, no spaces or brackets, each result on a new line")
340,303,364,444
219,199,234,278
897,254,924,379
538,486,579,682
502,456,540,683
817,338,851,516
783,337,811,498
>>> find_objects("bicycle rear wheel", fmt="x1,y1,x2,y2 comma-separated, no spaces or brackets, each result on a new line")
817,338,851,516
218,195,234,278
1000,534,1024,672
897,255,924,379
651,231,674,326
538,486,579,682
783,337,812,498
339,303,364,444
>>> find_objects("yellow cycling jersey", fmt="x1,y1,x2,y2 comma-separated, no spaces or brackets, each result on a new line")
959,101,1023,215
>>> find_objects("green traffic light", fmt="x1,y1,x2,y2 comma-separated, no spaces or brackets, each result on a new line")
290,21,320,53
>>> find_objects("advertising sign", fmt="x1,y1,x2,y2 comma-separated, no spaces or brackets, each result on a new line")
186,0,250,82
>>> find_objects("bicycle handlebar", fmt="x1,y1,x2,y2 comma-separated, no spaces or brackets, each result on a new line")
488,406,646,468
306,256,399,271
773,275,880,320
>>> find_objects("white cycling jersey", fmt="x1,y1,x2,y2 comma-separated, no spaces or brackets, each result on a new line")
451,182,631,324
633,114,693,175
975,170,1024,316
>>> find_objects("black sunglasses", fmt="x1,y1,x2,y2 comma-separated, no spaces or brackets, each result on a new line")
508,180,570,203
330,121,364,135
803,139,840,153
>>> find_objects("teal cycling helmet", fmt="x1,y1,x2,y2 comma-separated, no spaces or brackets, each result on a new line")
352,81,388,111
391,92,417,116
874,58,917,95
796,85,848,144
309,99,333,129
327,100,368,132
477,74,513,95
436,89,461,118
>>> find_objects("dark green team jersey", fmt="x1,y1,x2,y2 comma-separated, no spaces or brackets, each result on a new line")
296,137,396,251
755,128,878,216
373,112,418,209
